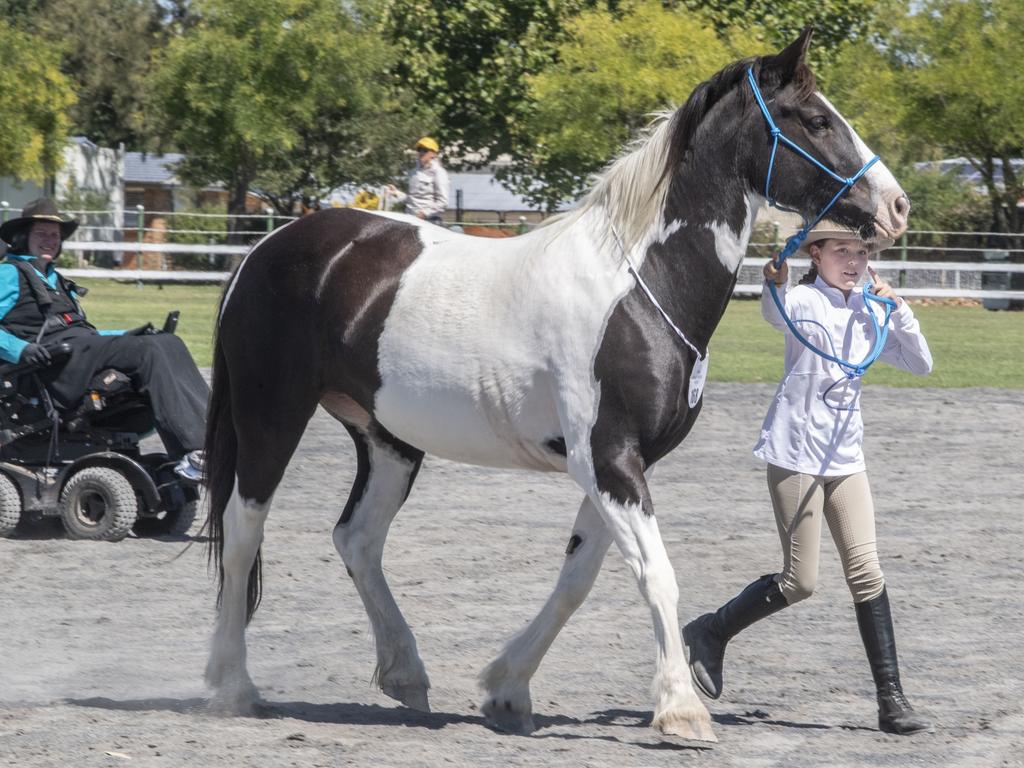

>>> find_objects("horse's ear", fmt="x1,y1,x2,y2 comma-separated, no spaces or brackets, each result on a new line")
762,28,814,84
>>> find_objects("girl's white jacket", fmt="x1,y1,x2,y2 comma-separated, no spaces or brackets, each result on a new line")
753,276,933,476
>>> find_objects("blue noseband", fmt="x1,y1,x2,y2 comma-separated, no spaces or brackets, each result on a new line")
747,67,896,378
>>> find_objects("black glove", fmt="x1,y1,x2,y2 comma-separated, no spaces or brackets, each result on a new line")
126,323,158,336
20,343,52,367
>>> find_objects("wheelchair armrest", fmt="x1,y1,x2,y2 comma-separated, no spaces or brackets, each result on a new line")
162,310,180,335
0,342,73,379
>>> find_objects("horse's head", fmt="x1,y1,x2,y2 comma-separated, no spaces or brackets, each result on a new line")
743,30,909,241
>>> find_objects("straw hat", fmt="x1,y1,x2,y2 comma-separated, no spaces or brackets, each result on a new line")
797,221,893,253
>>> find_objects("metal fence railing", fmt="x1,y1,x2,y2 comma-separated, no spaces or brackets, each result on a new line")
45,222,1024,305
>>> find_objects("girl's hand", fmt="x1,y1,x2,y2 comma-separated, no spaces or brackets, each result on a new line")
867,266,903,307
763,260,788,286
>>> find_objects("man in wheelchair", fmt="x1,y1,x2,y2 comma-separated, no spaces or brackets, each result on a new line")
0,199,209,538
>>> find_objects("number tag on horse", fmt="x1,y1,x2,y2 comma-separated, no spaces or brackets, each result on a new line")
688,353,709,408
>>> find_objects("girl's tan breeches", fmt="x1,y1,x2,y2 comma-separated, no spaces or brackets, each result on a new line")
767,464,885,605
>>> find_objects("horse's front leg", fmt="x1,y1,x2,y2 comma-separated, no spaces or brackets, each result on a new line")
575,449,717,743
480,495,613,733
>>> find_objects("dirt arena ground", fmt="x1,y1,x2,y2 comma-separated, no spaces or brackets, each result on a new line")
1,383,1021,767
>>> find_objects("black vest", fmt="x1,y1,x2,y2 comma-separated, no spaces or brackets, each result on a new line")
1,260,93,342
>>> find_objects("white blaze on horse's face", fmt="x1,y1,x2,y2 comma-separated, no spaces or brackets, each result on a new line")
814,93,910,239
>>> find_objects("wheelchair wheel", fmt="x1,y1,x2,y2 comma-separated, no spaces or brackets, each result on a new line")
0,472,21,538
59,467,138,541
133,500,199,537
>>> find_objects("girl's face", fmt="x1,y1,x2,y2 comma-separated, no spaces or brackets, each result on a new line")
810,238,870,295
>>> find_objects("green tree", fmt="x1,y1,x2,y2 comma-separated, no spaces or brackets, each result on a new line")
821,1,1024,234
148,0,426,233
679,0,888,67
894,0,1024,234
380,0,615,162
0,20,76,179
893,164,990,235
32,0,163,148
502,1,758,210
252,70,428,217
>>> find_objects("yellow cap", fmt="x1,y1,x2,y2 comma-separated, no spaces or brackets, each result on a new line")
415,136,439,153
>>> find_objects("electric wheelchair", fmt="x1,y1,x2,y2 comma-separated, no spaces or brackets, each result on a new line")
0,311,200,540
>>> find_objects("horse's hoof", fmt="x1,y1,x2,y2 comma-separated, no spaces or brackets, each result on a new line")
207,682,261,716
382,682,431,712
653,711,718,744
482,697,536,735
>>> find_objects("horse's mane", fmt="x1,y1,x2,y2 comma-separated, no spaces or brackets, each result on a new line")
542,55,816,251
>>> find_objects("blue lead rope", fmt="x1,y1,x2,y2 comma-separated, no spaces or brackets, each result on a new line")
747,67,896,378
768,283,895,378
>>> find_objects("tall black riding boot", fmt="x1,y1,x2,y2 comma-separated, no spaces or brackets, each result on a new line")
683,573,788,699
855,587,933,735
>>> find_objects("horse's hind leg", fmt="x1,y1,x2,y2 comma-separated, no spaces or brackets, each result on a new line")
332,422,430,711
480,495,612,733
205,486,272,713
205,385,319,713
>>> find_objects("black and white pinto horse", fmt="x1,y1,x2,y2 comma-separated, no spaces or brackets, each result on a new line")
203,32,909,743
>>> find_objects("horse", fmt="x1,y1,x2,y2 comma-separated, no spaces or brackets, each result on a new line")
202,30,909,744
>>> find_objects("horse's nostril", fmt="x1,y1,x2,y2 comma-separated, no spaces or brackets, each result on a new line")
894,195,910,217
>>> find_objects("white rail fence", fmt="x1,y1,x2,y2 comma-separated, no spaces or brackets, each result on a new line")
57,238,1024,303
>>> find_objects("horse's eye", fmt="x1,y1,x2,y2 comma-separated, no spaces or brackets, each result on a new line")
808,115,830,132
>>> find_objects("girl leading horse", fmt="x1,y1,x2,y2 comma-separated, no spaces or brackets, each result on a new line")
202,31,909,744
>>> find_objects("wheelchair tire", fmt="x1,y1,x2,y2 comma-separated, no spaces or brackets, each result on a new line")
59,467,138,541
133,500,199,537
0,472,21,538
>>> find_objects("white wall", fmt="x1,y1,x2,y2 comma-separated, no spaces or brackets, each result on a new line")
55,139,125,240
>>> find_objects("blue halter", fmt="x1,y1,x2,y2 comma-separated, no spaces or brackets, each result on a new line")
747,67,896,378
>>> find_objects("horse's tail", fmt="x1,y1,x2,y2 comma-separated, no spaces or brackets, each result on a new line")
204,311,262,624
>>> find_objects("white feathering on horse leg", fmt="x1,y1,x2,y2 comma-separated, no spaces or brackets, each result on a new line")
333,438,430,712
205,484,270,714
480,496,613,734
592,489,717,743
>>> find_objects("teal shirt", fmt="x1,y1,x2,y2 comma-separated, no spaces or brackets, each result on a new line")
0,254,122,364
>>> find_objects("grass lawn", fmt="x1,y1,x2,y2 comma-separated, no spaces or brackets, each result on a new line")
712,298,1024,389
75,279,222,368
75,279,1024,389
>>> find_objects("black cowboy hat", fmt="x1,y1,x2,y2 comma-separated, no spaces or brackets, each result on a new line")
0,198,78,245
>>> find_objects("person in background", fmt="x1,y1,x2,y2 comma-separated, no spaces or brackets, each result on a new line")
387,136,450,225
0,198,208,482
683,222,934,735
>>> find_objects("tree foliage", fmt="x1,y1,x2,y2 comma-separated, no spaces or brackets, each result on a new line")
894,0,1024,233
893,164,990,235
678,0,888,67
380,0,614,161
147,0,427,225
501,1,758,210
30,0,163,148
0,20,76,179
821,0,1024,233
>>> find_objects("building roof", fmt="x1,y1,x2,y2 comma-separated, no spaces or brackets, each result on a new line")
449,171,547,212
124,152,184,185
449,170,573,212
916,157,1024,189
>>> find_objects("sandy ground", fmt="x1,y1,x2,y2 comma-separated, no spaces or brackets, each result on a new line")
1,383,1021,768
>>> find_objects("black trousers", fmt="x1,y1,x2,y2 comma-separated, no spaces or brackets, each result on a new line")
41,329,209,457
